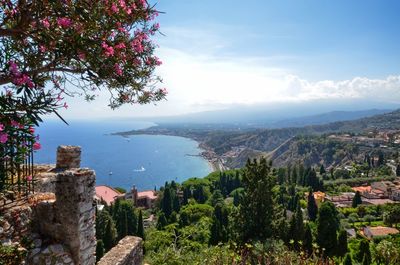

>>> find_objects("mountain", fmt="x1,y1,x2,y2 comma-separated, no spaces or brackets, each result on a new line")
147,99,398,128
115,109,400,169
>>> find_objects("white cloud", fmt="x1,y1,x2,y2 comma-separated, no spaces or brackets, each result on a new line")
58,26,400,119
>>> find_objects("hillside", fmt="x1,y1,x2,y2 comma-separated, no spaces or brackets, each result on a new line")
115,109,400,168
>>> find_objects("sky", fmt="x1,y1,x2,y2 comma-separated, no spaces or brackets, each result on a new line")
61,0,400,119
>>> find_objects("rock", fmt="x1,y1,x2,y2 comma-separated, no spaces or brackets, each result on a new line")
49,244,64,254
42,246,51,254
33,238,42,248
29,247,41,257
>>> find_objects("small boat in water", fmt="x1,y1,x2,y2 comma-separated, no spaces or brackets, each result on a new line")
109,171,113,175
133,166,146,172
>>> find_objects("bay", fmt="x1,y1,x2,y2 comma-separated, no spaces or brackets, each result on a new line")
35,120,212,191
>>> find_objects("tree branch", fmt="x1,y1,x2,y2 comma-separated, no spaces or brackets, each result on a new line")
0,64,84,86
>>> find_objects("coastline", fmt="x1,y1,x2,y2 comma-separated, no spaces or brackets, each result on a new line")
113,128,226,173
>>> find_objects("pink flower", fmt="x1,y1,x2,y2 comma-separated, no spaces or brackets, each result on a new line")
115,42,126,49
0,133,8,144
41,18,50,28
0,124,4,131
28,127,35,134
111,3,119,13
11,120,20,127
57,17,72,28
101,42,114,57
39,45,47,53
26,175,32,181
8,61,19,75
78,52,86,60
33,142,41,150
114,64,123,76
63,102,69,109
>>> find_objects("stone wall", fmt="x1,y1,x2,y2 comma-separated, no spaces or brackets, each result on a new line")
97,236,143,265
0,145,97,265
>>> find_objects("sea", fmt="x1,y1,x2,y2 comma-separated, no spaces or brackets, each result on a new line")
35,120,212,191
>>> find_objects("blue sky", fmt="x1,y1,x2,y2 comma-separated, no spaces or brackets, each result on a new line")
155,0,399,80
63,0,400,119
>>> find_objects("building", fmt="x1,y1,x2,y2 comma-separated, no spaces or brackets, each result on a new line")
325,192,354,208
95,185,122,206
363,226,399,239
125,186,157,209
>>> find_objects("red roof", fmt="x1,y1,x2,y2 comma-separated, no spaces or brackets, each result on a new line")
138,190,157,200
352,186,371,193
95,185,122,205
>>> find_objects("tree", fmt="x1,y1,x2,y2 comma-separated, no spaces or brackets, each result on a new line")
156,212,168,230
307,189,318,221
161,186,173,218
235,158,276,242
137,210,145,240
96,240,105,262
316,201,339,256
0,0,165,159
289,202,304,250
357,240,371,264
320,164,326,175
343,253,353,265
336,230,348,257
396,164,400,177
374,239,400,264
377,152,385,167
383,205,400,228
352,191,362,208
303,223,313,255
103,219,117,251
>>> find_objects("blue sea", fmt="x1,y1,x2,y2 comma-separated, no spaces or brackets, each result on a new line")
35,120,212,191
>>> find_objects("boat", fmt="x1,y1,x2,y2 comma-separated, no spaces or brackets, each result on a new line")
133,166,146,172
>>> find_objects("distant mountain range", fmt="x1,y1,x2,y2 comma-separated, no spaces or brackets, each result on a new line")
147,99,399,129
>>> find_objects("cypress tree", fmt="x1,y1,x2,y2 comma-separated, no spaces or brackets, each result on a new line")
162,186,173,218
320,164,326,175
352,191,362,208
343,253,353,265
289,202,304,250
233,191,240,206
357,240,371,264
303,223,313,255
96,240,105,262
316,201,339,256
172,195,180,212
137,210,145,239
337,230,348,257
157,212,168,230
236,158,276,242
307,189,318,221
103,219,116,251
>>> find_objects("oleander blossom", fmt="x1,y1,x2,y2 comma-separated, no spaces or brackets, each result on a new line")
0,133,8,144
57,17,72,28
33,142,41,150
0,0,165,160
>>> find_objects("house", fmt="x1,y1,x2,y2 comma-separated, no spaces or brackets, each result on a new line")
95,185,122,206
346,228,356,238
125,186,157,209
363,226,399,239
325,192,354,207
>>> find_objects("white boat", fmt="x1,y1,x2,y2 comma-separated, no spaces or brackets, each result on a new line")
133,166,146,172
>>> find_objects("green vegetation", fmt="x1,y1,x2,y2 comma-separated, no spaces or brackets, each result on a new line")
141,157,400,264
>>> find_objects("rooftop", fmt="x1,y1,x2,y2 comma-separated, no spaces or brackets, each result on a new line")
95,185,122,206
365,226,399,237
138,190,157,200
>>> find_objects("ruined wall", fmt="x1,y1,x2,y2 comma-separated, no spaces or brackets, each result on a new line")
97,236,143,265
1,146,97,265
